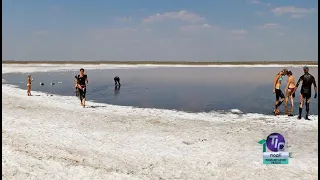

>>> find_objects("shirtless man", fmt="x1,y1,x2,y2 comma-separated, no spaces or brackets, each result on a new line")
292,66,317,120
76,68,88,107
27,74,32,96
273,69,288,115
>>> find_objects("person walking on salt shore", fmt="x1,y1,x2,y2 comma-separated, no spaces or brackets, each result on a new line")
292,66,317,120
76,68,88,107
27,74,32,96
273,69,288,115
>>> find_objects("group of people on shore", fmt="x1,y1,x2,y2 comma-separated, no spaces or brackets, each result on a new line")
273,66,317,120
26,66,317,117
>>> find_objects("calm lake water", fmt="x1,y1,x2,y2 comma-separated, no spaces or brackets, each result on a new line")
3,67,318,115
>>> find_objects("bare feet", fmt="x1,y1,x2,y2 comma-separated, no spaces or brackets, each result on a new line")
82,99,86,107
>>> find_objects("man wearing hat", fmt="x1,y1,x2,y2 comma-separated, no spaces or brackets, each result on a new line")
293,66,317,120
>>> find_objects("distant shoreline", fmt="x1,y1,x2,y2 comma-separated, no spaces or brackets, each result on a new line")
2,60,318,65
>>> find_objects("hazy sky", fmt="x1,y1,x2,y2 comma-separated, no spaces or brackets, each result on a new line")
2,0,318,61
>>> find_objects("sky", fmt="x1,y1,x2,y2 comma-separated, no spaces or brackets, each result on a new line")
2,0,318,61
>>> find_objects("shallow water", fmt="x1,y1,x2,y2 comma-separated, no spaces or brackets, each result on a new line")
3,67,318,115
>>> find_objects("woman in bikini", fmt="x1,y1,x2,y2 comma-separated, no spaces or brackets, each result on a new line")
285,71,296,107
27,74,32,96
273,69,288,115
284,71,296,116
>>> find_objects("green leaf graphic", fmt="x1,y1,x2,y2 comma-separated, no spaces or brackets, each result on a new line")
258,139,266,144
258,139,267,152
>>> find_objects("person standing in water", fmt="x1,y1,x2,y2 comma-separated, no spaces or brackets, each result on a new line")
114,76,121,86
27,74,32,96
76,68,88,107
292,66,317,120
273,69,288,115
284,71,296,115
74,75,79,97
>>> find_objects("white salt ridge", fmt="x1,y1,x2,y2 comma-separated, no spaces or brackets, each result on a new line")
2,63,318,74
230,109,243,114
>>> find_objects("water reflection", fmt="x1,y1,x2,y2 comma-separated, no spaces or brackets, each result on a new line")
114,85,121,96
284,106,294,116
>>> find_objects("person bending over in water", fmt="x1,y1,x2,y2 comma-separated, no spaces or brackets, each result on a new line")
292,66,317,120
284,71,295,116
114,76,121,86
273,69,288,115
27,74,32,96
76,68,88,107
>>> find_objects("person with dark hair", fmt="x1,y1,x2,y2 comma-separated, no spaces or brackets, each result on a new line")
292,66,317,120
76,68,88,107
114,76,121,86
273,69,288,115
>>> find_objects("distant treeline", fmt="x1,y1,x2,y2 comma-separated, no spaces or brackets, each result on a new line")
2,60,318,65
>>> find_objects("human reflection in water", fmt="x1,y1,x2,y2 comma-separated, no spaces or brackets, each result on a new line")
284,106,294,116
114,85,121,96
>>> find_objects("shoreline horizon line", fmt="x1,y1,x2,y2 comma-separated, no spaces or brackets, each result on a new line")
2,60,318,65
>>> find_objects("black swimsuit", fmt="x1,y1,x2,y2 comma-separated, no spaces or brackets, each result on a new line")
77,74,87,99
296,72,317,99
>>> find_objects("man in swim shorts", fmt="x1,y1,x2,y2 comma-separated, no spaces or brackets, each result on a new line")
114,76,121,86
292,66,317,120
76,68,88,107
